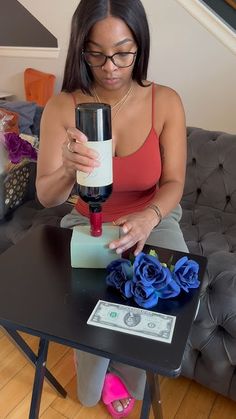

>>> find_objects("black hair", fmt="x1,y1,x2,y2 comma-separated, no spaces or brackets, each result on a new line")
61,0,150,94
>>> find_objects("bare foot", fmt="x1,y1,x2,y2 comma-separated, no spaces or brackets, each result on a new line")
112,397,132,413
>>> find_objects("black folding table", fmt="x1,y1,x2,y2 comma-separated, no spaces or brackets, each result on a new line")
0,225,206,418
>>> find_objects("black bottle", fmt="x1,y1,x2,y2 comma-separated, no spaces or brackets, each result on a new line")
75,103,113,236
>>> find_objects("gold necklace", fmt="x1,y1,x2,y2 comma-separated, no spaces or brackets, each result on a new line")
92,83,134,120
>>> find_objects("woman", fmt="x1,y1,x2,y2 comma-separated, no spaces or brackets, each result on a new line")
36,0,188,416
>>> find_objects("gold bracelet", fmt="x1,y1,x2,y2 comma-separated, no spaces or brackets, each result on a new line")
147,204,163,226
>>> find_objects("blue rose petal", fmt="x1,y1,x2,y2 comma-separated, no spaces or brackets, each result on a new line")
133,289,159,308
106,259,133,290
107,258,132,274
121,280,134,299
133,253,172,290
158,279,180,299
174,256,189,271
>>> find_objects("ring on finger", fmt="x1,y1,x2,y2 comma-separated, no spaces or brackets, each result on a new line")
67,141,74,153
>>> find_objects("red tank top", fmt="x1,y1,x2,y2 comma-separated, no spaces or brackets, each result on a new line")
74,84,161,221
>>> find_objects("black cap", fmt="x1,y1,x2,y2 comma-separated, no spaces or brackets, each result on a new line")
75,103,112,141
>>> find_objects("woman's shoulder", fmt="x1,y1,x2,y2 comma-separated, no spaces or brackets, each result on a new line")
154,83,182,101
42,90,90,124
153,83,184,113
148,83,185,132
141,81,183,105
45,91,74,109
41,91,81,128
44,90,89,110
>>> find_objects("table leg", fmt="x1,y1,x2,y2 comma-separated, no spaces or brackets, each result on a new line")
140,372,163,419
140,377,151,418
29,338,49,419
4,328,67,398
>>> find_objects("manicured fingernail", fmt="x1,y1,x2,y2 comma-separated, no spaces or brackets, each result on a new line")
109,244,115,250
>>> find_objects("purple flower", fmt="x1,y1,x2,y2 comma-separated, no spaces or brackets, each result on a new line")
21,139,37,160
4,132,21,163
133,252,172,290
172,256,200,292
106,259,133,298
4,132,37,164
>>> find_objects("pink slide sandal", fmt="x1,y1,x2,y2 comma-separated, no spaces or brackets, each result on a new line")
102,373,135,418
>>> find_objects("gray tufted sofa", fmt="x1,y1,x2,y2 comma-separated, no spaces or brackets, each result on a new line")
180,127,236,400
0,125,236,401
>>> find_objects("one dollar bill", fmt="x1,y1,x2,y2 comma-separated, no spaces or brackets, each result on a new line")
87,300,176,343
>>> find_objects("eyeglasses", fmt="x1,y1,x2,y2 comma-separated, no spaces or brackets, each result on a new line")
82,51,137,68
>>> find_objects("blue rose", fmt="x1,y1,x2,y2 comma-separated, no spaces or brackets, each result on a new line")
172,256,200,292
158,279,180,299
106,259,133,298
120,279,134,299
133,252,172,290
105,253,200,309
132,283,159,308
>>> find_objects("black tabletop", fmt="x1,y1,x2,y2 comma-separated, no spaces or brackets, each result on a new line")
0,225,206,377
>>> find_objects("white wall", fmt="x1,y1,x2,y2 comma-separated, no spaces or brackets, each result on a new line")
0,0,78,99
145,0,236,134
0,0,235,133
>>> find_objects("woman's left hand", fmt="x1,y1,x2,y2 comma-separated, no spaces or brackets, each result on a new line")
109,209,158,256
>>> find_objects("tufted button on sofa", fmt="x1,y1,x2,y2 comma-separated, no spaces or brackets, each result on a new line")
180,127,236,400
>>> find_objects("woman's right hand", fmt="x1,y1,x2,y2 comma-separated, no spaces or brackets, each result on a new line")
62,127,100,176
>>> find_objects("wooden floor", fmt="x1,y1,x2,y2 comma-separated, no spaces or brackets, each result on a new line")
0,328,236,419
